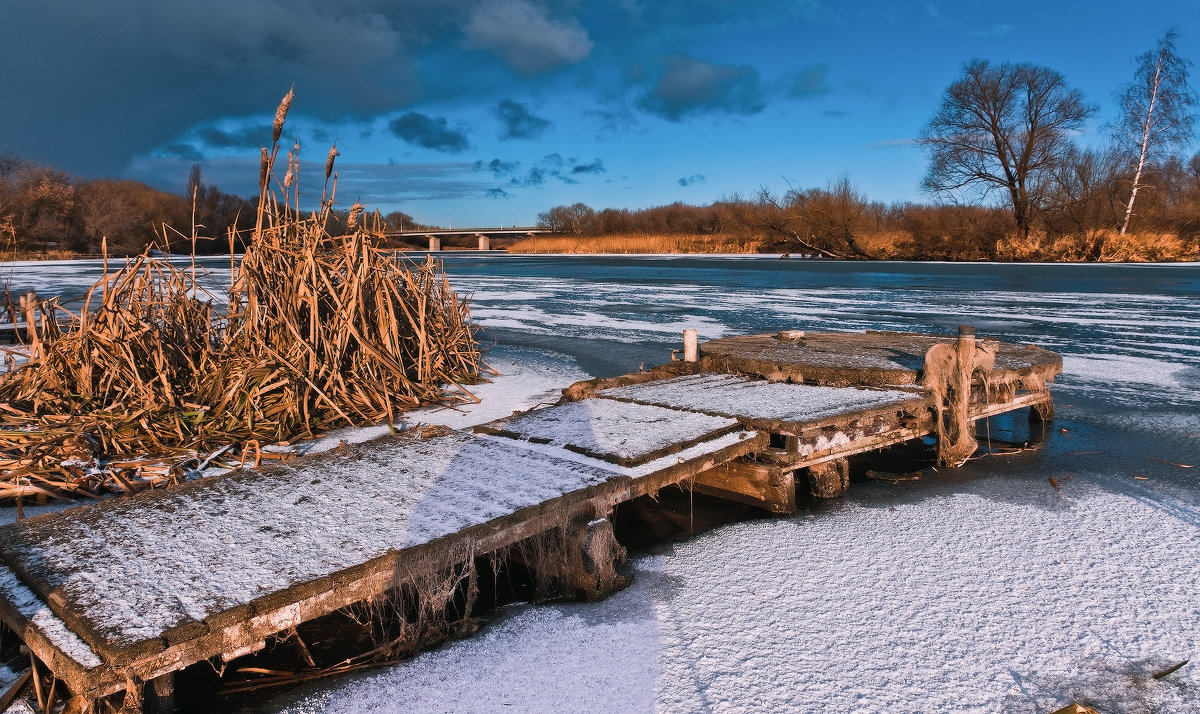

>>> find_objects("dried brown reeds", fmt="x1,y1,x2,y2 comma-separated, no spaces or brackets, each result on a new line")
0,90,481,503
508,232,761,254
995,230,1200,262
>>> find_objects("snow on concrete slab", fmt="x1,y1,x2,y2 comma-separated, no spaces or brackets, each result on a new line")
599,373,922,424
477,398,740,465
0,564,101,669
0,420,751,656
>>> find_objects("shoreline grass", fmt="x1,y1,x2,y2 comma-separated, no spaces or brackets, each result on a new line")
507,233,762,254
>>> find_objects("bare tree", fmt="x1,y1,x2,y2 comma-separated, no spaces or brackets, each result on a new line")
919,60,1095,239
537,203,596,234
1112,29,1198,235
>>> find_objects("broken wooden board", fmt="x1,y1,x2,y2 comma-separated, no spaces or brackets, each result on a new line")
0,424,759,701
699,330,1062,388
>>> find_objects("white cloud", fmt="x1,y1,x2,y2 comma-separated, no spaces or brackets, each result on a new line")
463,0,593,76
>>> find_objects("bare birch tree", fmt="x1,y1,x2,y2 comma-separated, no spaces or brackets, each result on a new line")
1112,29,1198,235
919,60,1094,240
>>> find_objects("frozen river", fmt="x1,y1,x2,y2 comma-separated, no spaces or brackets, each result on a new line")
3,254,1199,712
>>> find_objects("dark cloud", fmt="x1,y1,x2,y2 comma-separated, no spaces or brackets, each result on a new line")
786,65,833,99
127,154,494,206
599,1,833,38
388,112,470,153
1,1,450,175
637,54,766,121
1,0,828,181
494,99,552,140
823,110,848,118
511,166,547,187
475,158,521,177
589,105,640,138
463,0,593,76
571,159,605,174
196,125,272,149
678,174,705,186
159,144,206,162
485,188,511,199
504,153,602,187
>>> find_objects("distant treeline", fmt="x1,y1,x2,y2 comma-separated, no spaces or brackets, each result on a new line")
535,152,1200,261
0,157,257,256
0,156,428,257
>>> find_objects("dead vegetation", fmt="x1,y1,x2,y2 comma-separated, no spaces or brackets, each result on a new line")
508,232,761,254
0,90,481,504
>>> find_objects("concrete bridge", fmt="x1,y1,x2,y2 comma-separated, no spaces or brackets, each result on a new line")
382,227,552,251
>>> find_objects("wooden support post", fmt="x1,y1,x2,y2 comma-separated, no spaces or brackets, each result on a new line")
145,673,175,714
476,234,490,251
694,459,795,513
806,458,849,498
923,325,982,467
427,235,441,251
683,328,698,363
21,291,40,357
567,516,630,601
1029,399,1054,423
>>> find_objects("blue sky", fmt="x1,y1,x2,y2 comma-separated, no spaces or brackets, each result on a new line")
4,1,1198,227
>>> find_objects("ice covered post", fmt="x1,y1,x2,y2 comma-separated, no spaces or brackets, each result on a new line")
683,329,699,363
921,324,988,466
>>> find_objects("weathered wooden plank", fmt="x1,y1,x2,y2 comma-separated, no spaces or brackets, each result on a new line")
968,390,1052,421
693,459,795,514
475,398,742,467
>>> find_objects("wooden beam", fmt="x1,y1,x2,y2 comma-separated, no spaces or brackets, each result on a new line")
693,459,795,514
806,458,849,498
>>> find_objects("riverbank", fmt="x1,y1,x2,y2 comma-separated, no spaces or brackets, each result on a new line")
504,229,1198,261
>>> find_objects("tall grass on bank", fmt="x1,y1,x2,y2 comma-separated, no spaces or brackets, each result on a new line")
996,230,1200,262
0,90,480,503
508,233,762,254
510,229,1199,262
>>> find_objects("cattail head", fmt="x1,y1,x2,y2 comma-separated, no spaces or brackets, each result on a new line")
347,201,365,230
259,147,270,190
273,86,294,143
283,150,295,188
325,144,339,179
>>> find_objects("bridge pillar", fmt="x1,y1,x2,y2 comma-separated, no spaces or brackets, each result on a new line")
427,235,441,251
477,234,490,251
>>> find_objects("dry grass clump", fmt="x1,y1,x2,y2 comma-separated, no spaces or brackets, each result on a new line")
0,90,480,503
996,230,1199,262
508,232,761,254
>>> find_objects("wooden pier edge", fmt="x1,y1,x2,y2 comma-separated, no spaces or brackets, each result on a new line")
2,433,764,706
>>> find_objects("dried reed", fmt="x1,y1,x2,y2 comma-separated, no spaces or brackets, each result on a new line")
508,232,761,254
0,91,480,503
